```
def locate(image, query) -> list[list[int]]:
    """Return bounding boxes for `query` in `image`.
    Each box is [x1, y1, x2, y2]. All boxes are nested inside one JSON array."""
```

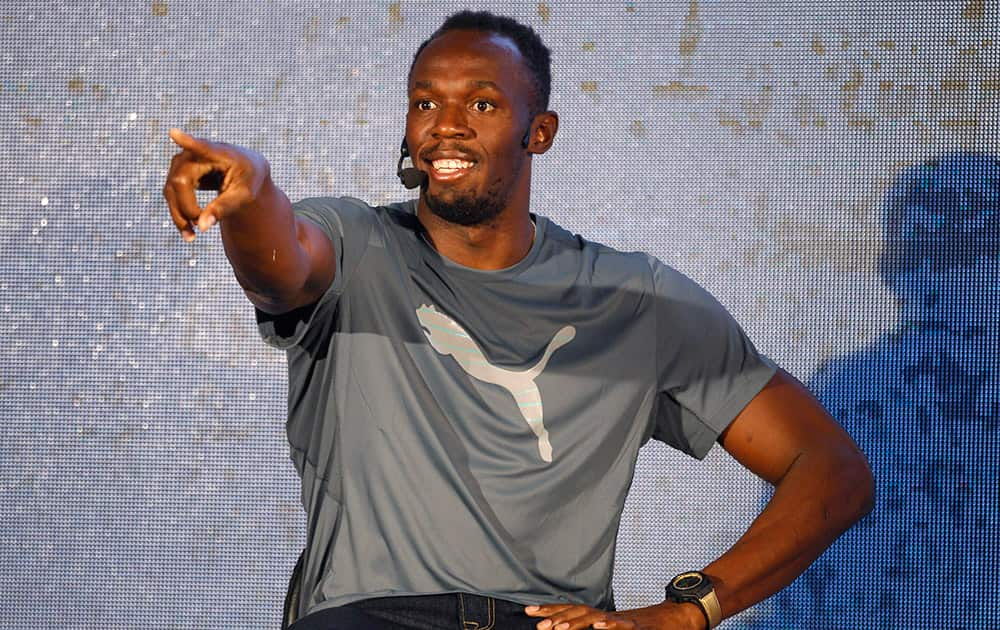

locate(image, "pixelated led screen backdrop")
[[2, 1, 997, 628]]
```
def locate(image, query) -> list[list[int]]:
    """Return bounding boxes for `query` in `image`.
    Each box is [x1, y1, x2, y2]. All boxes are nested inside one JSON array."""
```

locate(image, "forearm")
[[218, 178, 312, 302], [702, 449, 874, 620]]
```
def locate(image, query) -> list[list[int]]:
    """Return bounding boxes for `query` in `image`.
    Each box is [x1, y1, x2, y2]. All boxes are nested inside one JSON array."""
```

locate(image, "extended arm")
[[162, 128, 335, 314]]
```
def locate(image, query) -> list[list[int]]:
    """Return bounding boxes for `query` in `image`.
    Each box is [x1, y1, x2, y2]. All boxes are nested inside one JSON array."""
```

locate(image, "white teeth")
[[432, 159, 473, 171]]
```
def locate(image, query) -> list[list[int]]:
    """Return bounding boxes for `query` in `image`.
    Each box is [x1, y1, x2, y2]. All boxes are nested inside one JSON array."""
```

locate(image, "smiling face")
[[406, 29, 543, 226]]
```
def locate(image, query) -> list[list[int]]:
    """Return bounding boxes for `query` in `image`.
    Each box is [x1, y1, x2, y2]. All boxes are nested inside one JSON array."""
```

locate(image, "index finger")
[[524, 604, 574, 617], [168, 127, 222, 160]]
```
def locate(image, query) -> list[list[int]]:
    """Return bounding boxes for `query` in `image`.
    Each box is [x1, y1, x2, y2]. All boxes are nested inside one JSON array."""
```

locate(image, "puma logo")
[[416, 304, 576, 463]]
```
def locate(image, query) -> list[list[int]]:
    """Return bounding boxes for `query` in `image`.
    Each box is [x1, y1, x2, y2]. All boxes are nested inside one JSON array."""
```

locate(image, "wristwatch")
[[665, 571, 722, 629]]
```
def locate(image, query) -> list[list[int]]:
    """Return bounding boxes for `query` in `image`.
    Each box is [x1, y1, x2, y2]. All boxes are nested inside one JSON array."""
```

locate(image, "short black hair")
[[409, 10, 552, 113]]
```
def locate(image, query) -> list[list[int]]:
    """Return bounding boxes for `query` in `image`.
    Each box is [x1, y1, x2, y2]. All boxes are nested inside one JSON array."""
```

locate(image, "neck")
[[416, 169, 535, 270], [416, 203, 535, 270]]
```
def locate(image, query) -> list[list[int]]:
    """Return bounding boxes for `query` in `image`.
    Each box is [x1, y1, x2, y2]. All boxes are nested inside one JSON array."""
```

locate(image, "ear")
[[525, 111, 559, 155]]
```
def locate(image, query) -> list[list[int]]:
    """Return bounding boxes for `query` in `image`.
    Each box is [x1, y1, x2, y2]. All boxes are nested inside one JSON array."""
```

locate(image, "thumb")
[[196, 208, 217, 233], [199, 186, 248, 230]]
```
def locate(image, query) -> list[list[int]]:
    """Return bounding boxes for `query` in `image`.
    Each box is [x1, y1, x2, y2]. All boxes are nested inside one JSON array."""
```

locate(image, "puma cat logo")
[[416, 304, 576, 463]]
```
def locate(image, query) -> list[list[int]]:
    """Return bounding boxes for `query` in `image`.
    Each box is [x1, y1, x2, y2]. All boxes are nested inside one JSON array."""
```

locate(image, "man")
[[163, 11, 873, 630]]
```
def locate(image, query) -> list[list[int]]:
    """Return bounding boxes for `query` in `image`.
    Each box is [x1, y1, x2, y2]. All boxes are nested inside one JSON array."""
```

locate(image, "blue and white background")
[[2, 1, 997, 628]]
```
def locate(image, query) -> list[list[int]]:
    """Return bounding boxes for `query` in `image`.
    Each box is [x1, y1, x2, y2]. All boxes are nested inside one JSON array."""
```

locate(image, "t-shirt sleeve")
[[649, 260, 777, 459], [255, 196, 377, 349]]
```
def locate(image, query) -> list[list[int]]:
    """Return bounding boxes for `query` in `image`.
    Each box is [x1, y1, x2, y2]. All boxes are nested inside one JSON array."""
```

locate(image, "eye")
[[414, 99, 436, 111], [472, 100, 496, 113]]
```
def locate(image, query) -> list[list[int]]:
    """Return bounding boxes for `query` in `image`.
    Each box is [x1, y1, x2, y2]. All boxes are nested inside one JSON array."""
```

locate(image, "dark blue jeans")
[[288, 593, 542, 630]]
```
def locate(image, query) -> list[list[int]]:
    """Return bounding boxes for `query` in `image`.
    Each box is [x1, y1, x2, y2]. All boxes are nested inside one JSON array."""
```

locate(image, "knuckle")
[[168, 174, 191, 189]]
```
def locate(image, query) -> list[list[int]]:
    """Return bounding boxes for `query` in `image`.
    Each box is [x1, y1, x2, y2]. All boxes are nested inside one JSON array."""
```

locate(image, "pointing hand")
[[162, 128, 271, 242]]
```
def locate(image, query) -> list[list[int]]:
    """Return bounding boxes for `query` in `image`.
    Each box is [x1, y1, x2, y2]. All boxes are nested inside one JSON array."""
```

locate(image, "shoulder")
[[293, 194, 374, 215], [292, 195, 412, 220], [538, 216, 660, 290], [291, 196, 417, 237]]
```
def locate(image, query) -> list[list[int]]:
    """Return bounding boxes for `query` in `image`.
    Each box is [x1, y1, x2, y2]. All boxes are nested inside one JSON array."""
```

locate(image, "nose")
[[431, 104, 473, 140]]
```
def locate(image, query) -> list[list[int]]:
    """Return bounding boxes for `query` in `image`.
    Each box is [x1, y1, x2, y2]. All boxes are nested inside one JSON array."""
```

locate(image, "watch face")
[[673, 573, 704, 591]]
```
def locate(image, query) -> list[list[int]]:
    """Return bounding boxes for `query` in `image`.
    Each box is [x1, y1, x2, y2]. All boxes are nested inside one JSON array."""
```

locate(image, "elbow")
[[839, 449, 876, 526]]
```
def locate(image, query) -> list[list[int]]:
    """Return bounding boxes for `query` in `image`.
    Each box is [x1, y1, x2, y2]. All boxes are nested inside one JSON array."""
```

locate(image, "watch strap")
[[666, 571, 722, 629], [697, 587, 723, 629]]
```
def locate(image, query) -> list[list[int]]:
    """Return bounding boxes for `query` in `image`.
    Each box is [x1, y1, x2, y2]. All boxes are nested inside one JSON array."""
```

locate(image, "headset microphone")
[[397, 140, 428, 189]]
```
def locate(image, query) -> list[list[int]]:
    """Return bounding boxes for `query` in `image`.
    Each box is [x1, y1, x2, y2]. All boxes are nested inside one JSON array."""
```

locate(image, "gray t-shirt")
[[256, 196, 776, 618]]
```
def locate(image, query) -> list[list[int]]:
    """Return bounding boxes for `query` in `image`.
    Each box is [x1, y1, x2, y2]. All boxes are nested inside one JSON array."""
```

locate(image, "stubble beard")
[[423, 178, 508, 227], [422, 156, 524, 226]]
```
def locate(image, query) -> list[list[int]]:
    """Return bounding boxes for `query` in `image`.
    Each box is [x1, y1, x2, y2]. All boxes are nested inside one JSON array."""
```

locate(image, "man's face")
[[406, 29, 537, 226]]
